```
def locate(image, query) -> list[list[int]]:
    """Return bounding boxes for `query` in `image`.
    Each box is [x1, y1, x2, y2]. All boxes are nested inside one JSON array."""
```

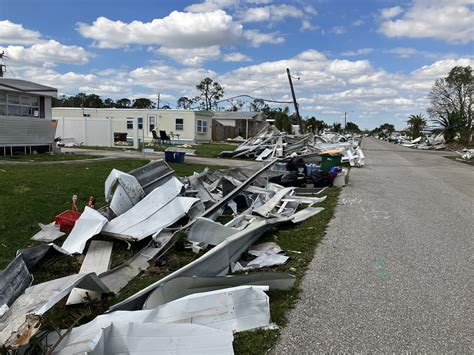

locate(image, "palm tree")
[[432, 111, 463, 143], [407, 114, 427, 139]]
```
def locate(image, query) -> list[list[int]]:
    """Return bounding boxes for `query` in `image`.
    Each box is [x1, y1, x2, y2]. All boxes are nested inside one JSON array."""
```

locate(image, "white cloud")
[[379, 0, 474, 44], [156, 46, 221, 66], [0, 20, 41, 45], [0, 40, 91, 67], [341, 48, 373, 57], [77, 11, 243, 49], [327, 59, 372, 76], [330, 26, 346, 35], [387, 47, 438, 59], [239, 4, 304, 23], [300, 20, 318, 32], [352, 19, 364, 26], [243, 29, 284, 47], [380, 6, 404, 19], [185, 0, 239, 12], [223, 52, 252, 62]]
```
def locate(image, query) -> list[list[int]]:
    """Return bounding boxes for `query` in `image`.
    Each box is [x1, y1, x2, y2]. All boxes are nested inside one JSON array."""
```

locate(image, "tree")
[[428, 65, 473, 144], [432, 111, 464, 143], [332, 123, 342, 133], [407, 114, 426, 139], [83, 94, 104, 108], [250, 98, 270, 113], [195, 77, 224, 110], [226, 99, 244, 112], [103, 98, 115, 108], [273, 107, 292, 133], [161, 104, 171, 109], [305, 117, 326, 134], [177, 96, 193, 109], [345, 121, 360, 133], [132, 98, 155, 109], [116, 98, 131, 108]]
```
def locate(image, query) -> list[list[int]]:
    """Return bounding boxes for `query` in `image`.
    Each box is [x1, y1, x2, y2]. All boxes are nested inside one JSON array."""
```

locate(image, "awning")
[[215, 119, 236, 127]]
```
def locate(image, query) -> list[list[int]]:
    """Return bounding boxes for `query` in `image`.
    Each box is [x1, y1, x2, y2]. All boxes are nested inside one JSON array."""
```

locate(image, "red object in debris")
[[55, 210, 82, 233]]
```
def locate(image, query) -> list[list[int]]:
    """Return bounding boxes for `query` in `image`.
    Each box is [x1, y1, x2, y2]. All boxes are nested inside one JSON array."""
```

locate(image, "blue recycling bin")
[[165, 151, 186, 163]]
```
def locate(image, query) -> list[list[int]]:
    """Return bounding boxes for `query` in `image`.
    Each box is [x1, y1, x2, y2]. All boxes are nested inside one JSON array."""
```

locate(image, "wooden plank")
[[66, 240, 113, 305]]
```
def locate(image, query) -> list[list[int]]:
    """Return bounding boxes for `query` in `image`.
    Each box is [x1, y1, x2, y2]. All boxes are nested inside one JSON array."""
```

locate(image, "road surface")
[[275, 138, 473, 353]]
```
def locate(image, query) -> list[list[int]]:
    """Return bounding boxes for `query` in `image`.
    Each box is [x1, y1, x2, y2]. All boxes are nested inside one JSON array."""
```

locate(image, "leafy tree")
[[432, 111, 464, 143], [132, 98, 155, 109], [250, 98, 270, 113], [103, 98, 115, 108], [371, 123, 395, 137], [427, 65, 473, 144], [305, 117, 326, 134], [83, 94, 104, 108], [332, 123, 342, 133], [407, 114, 426, 139], [195, 77, 224, 110], [161, 104, 171, 109], [272, 107, 292, 133], [226, 99, 244, 112], [177, 96, 194, 109], [345, 121, 360, 133], [115, 98, 131, 108]]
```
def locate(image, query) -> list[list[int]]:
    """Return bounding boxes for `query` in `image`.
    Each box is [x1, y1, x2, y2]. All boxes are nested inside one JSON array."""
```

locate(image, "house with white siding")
[[0, 78, 57, 155], [52, 107, 213, 146]]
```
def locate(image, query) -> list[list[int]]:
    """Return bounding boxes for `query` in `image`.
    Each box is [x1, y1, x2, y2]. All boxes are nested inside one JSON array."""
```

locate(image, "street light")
[[344, 110, 353, 134]]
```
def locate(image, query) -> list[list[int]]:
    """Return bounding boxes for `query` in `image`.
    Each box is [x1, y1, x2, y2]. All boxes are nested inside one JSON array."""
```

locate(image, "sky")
[[0, 0, 473, 130]]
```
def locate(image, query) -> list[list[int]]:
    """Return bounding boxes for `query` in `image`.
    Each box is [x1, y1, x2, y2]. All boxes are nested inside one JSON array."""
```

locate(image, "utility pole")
[[286, 68, 303, 134], [157, 93, 160, 109], [0, 51, 7, 78], [344, 111, 347, 134]]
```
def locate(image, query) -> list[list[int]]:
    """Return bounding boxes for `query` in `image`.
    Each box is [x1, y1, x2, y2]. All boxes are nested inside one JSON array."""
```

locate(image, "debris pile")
[[219, 125, 365, 168], [0, 158, 330, 353]]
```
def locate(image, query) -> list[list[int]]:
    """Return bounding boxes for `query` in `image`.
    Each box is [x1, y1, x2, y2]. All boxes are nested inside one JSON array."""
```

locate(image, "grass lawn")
[[0, 159, 225, 268], [78, 142, 238, 158], [0, 153, 102, 162], [444, 155, 474, 166]]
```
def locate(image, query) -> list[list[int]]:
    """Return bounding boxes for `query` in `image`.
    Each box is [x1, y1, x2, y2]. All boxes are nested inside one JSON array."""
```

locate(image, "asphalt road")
[[275, 138, 473, 353]]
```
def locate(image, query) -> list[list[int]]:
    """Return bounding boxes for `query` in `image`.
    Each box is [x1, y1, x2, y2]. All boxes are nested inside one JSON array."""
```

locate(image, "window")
[[83, 113, 91, 118], [138, 117, 143, 130], [127, 119, 133, 130], [3, 93, 39, 117], [196, 119, 208, 133], [149, 116, 156, 131], [175, 118, 184, 131]]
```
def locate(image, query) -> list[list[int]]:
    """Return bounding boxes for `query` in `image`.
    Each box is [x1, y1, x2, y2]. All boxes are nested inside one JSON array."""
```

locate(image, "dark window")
[[138, 117, 143, 129], [175, 118, 184, 131], [149, 116, 156, 131], [127, 119, 133, 129]]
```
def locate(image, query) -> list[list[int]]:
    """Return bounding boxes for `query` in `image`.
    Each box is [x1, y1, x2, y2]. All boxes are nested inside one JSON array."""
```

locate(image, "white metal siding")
[[0, 116, 56, 145]]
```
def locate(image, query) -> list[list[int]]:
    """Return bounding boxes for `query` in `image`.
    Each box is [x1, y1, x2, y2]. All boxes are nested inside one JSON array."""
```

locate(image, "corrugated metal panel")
[[0, 117, 56, 145]]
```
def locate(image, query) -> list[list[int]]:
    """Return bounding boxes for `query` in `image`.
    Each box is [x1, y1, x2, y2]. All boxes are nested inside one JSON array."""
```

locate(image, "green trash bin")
[[320, 154, 342, 173]]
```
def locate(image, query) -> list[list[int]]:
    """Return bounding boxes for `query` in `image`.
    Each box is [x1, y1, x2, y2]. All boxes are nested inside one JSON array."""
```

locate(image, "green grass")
[[444, 155, 474, 166], [0, 159, 224, 268], [0, 153, 102, 162]]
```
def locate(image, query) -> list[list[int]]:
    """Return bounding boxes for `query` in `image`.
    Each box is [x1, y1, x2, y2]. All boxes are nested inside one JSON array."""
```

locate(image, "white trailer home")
[[0, 78, 57, 155], [52, 108, 213, 147]]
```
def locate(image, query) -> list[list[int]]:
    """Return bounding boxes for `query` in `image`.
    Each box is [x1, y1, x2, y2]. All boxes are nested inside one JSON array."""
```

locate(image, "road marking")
[[373, 258, 390, 280]]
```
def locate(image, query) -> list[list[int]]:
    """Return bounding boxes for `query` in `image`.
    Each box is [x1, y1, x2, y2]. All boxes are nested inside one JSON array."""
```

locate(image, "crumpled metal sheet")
[[61, 207, 108, 254], [31, 222, 65, 242], [128, 159, 175, 195], [53, 322, 234, 355], [253, 187, 295, 218], [187, 217, 238, 246], [0, 257, 32, 312], [105, 169, 145, 216], [248, 242, 283, 256], [100, 232, 175, 294], [16, 243, 70, 269], [109, 216, 285, 312], [102, 177, 197, 241], [103, 195, 199, 241], [49, 286, 268, 353], [0, 273, 111, 349], [291, 206, 325, 223], [142, 272, 295, 310]]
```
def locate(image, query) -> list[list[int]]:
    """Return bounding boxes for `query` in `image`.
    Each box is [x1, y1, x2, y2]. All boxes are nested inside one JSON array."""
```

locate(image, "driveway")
[[275, 138, 473, 353]]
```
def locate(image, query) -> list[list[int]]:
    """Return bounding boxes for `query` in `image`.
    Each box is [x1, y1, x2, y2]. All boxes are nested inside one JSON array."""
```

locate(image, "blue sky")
[[1, 0, 473, 129]]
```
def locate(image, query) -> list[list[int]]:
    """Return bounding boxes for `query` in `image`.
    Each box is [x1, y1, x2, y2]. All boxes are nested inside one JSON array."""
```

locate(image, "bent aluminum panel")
[[187, 217, 238, 246]]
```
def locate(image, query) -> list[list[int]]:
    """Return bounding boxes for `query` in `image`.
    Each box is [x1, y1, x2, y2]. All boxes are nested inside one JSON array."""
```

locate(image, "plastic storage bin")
[[164, 151, 186, 163], [55, 210, 82, 232]]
